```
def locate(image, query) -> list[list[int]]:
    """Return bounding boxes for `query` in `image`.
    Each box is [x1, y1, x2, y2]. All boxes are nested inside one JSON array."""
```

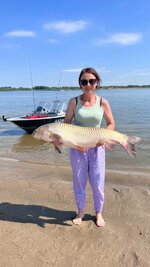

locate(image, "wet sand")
[[0, 158, 150, 267]]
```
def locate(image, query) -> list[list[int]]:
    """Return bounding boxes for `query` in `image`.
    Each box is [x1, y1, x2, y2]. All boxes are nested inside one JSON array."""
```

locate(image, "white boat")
[[2, 100, 66, 133]]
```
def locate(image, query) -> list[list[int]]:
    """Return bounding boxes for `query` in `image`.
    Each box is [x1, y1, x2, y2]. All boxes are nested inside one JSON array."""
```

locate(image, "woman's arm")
[[101, 98, 115, 130], [64, 98, 76, 123], [52, 98, 76, 146]]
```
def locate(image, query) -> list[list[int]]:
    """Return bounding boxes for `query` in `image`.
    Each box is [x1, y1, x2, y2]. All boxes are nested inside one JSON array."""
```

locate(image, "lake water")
[[0, 89, 150, 176]]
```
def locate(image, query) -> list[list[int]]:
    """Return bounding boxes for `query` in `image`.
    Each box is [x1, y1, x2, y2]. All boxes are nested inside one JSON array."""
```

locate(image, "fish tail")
[[122, 136, 141, 158]]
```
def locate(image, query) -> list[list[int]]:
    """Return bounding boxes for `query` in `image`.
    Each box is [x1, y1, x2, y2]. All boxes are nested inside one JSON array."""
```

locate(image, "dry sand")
[[0, 157, 150, 267]]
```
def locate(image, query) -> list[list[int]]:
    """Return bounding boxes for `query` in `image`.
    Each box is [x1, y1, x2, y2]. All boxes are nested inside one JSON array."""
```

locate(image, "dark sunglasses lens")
[[80, 79, 97, 86], [80, 79, 88, 86], [89, 79, 97, 85]]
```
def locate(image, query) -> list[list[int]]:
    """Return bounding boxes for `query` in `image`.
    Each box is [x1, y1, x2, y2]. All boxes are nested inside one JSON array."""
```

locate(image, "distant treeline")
[[0, 86, 78, 91], [0, 85, 150, 91]]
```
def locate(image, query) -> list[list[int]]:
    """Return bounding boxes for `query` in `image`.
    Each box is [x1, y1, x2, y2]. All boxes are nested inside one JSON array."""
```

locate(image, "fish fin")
[[51, 133, 63, 154], [104, 141, 116, 151], [122, 136, 141, 158], [54, 145, 62, 154], [121, 143, 136, 158], [128, 136, 141, 144]]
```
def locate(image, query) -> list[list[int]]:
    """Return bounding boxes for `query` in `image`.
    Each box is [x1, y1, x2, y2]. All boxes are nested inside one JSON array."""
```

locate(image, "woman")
[[56, 67, 115, 226]]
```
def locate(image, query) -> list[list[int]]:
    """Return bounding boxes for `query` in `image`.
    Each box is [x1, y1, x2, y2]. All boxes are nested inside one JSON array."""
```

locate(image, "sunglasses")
[[80, 79, 97, 86]]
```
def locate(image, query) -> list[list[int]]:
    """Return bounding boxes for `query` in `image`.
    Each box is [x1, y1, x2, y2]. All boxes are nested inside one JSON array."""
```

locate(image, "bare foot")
[[72, 210, 84, 225], [95, 212, 105, 227]]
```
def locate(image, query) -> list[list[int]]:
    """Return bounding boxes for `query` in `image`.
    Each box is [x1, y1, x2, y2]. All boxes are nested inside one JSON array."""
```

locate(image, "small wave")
[[106, 169, 150, 178], [0, 157, 19, 162]]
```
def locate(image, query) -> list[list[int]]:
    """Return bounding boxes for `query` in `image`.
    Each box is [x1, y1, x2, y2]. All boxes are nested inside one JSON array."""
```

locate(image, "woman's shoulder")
[[100, 97, 109, 105], [69, 95, 81, 104], [69, 96, 77, 103], [68, 96, 79, 108], [99, 97, 111, 109]]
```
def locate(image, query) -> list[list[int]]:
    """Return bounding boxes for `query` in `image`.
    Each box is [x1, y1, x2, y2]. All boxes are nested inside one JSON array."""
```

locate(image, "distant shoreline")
[[0, 85, 150, 91]]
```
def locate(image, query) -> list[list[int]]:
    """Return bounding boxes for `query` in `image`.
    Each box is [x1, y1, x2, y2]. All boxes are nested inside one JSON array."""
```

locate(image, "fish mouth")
[[33, 127, 52, 142]]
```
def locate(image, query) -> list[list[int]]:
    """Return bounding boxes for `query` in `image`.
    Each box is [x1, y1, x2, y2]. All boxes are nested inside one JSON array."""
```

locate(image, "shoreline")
[[0, 158, 150, 266], [1, 155, 150, 179], [0, 86, 150, 92]]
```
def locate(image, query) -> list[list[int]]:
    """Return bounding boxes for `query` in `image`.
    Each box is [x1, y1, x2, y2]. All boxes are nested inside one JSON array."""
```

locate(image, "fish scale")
[[33, 122, 141, 158]]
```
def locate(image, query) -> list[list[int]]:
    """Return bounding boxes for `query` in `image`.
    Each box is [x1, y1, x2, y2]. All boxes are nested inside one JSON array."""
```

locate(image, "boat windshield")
[[35, 101, 48, 113], [34, 100, 66, 114], [49, 100, 67, 114]]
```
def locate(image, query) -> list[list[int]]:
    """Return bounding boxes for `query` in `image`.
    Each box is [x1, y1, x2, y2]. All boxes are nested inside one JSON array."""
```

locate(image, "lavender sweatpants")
[[70, 146, 105, 212]]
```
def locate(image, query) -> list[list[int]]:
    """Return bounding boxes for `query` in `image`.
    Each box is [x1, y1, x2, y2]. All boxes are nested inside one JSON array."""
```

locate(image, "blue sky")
[[1, 0, 150, 87]]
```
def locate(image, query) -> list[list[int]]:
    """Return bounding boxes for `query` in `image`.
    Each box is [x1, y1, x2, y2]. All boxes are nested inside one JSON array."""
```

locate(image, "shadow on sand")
[[0, 202, 95, 227]]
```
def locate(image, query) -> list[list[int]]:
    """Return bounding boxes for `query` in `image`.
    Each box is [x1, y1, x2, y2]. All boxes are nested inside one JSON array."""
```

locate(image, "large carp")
[[33, 122, 141, 158]]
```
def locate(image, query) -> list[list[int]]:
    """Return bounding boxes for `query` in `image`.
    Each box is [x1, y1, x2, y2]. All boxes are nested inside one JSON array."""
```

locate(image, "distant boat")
[[2, 100, 66, 133]]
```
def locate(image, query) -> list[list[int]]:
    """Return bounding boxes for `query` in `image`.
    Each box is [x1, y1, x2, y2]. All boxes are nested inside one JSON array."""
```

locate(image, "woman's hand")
[[96, 141, 105, 147]]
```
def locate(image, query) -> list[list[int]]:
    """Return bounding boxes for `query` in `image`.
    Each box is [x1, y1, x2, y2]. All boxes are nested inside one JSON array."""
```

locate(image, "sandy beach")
[[0, 157, 150, 267]]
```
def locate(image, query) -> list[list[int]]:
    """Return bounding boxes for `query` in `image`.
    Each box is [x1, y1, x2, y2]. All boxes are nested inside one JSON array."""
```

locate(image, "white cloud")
[[63, 68, 82, 72], [94, 32, 142, 45], [134, 69, 150, 76], [4, 30, 36, 37], [43, 20, 88, 34], [47, 38, 60, 45], [63, 67, 113, 74], [119, 69, 150, 77]]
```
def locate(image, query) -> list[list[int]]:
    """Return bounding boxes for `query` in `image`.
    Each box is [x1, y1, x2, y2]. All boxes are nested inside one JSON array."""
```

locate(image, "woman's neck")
[[80, 93, 96, 107]]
